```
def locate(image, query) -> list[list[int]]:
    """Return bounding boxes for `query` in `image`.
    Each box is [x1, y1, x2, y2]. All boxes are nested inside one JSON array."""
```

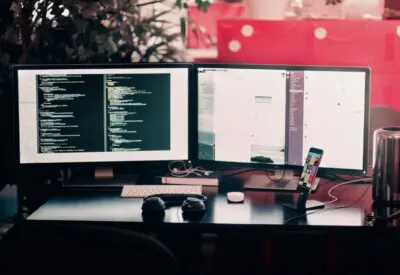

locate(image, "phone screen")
[[298, 148, 324, 190]]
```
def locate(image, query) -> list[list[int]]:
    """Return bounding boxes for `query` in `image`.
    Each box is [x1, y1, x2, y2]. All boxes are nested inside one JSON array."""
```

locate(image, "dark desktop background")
[[36, 74, 105, 153], [106, 73, 171, 152]]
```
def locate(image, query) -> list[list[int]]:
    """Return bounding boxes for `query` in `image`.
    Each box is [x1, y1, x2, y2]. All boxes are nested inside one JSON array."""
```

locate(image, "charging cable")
[[323, 177, 372, 205], [285, 179, 372, 224], [168, 161, 212, 178]]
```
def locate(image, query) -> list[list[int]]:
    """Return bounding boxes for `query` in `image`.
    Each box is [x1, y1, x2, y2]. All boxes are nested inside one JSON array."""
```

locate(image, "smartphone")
[[298, 147, 324, 191]]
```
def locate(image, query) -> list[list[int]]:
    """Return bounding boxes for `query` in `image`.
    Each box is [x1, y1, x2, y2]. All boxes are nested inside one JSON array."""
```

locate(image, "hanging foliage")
[[0, 0, 210, 96]]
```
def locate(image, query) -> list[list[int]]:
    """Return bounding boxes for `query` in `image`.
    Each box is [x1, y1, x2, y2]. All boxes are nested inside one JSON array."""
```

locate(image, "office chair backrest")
[[0, 221, 178, 275]]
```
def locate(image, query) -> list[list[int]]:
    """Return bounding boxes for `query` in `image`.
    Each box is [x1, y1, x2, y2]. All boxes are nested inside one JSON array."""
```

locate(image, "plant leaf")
[[180, 16, 186, 40]]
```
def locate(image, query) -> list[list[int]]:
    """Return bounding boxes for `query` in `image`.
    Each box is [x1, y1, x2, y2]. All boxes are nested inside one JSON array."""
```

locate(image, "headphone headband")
[[144, 194, 207, 206]]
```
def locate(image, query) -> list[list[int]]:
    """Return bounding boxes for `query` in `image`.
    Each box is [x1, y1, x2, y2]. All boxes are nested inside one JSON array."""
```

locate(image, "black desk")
[[27, 185, 400, 275], [27, 188, 365, 232]]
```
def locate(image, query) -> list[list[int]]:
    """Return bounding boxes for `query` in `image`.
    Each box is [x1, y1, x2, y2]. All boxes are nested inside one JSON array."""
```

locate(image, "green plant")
[[326, 0, 342, 4], [0, 0, 210, 96]]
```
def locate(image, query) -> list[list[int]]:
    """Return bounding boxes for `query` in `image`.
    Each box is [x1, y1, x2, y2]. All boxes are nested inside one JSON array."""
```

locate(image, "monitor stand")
[[283, 191, 325, 213], [244, 170, 298, 192], [64, 167, 139, 188], [95, 167, 114, 180]]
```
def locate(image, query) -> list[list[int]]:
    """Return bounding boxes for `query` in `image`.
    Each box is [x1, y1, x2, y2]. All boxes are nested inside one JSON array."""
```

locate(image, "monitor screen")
[[197, 65, 369, 173], [16, 65, 189, 164]]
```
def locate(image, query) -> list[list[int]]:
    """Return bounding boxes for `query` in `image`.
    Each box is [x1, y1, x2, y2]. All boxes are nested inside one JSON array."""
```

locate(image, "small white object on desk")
[[227, 192, 245, 203]]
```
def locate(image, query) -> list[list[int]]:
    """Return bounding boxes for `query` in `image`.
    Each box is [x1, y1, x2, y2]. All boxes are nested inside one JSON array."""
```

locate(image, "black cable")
[[221, 168, 368, 185], [221, 167, 291, 179], [325, 173, 345, 182], [320, 173, 371, 184], [367, 207, 400, 225], [284, 184, 371, 224], [221, 168, 265, 178], [323, 173, 350, 182], [264, 169, 286, 183], [214, 166, 254, 171]]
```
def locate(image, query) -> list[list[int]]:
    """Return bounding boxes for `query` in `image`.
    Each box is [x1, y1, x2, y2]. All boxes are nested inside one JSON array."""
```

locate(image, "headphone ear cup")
[[142, 197, 166, 223], [182, 197, 206, 221], [142, 197, 166, 212]]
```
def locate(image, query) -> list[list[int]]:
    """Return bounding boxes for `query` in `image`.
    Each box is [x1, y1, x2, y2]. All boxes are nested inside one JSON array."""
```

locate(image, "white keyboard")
[[121, 185, 202, 198]]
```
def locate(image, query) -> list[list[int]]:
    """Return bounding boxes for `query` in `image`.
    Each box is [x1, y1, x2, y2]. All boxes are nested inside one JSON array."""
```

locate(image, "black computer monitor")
[[14, 64, 191, 165], [196, 64, 370, 175]]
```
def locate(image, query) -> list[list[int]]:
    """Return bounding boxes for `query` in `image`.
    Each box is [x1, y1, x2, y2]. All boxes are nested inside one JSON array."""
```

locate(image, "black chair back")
[[0, 222, 178, 275]]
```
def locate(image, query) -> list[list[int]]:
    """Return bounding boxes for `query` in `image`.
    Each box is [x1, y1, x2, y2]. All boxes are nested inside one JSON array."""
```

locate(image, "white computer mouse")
[[227, 192, 245, 203]]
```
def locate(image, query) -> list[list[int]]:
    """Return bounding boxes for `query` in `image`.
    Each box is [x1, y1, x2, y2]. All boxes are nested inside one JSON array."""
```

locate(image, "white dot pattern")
[[228, 40, 241, 52], [314, 27, 327, 40], [241, 24, 254, 37]]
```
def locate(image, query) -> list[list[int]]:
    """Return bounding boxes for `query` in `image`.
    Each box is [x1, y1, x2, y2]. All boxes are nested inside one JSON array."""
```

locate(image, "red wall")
[[216, 19, 400, 164]]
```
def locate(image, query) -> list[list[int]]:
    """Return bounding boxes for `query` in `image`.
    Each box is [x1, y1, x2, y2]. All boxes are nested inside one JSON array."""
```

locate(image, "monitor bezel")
[[13, 63, 195, 168], [193, 63, 371, 176]]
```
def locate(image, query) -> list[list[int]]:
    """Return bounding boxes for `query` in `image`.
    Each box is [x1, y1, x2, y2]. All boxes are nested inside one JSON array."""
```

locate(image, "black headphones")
[[141, 194, 207, 221]]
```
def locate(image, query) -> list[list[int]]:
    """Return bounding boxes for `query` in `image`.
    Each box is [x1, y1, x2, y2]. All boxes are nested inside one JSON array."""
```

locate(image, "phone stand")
[[283, 191, 325, 213]]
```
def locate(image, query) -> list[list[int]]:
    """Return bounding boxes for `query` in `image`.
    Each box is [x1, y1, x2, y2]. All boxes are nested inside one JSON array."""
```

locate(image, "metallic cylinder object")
[[373, 127, 400, 206]]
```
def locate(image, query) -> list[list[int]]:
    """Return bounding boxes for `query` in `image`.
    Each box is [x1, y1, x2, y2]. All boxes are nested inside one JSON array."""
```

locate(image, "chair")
[[0, 221, 178, 275]]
